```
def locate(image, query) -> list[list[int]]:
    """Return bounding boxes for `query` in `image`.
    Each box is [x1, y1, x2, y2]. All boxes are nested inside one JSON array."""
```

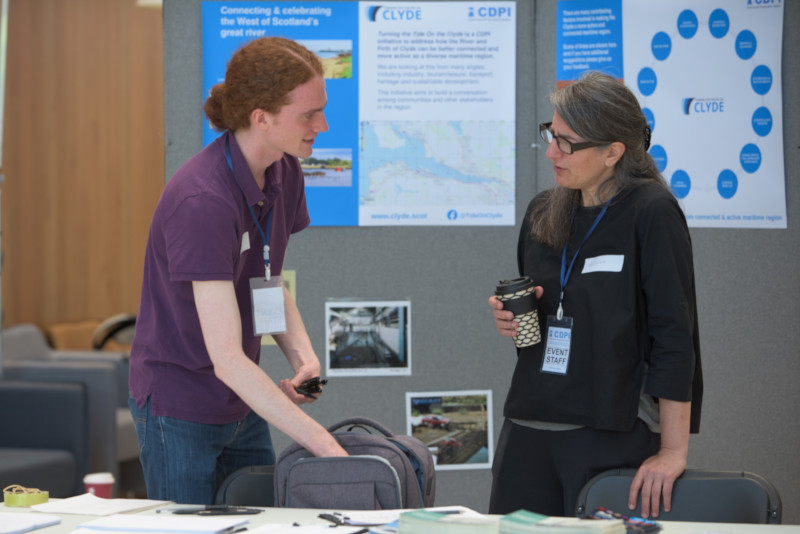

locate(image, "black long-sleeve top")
[[504, 183, 703, 433]]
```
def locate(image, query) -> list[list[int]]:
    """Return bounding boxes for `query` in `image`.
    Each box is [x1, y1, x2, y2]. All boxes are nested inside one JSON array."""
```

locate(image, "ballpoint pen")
[[169, 504, 263, 515]]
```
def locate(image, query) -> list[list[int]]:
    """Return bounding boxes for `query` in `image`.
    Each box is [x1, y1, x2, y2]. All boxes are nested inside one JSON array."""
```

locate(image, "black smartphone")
[[295, 376, 328, 398]]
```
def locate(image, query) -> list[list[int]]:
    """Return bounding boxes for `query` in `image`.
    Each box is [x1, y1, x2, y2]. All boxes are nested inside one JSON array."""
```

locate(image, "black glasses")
[[539, 122, 607, 154]]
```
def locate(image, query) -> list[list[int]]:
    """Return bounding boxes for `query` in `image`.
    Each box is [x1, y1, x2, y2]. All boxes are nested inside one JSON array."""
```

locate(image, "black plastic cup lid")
[[496, 276, 534, 294]]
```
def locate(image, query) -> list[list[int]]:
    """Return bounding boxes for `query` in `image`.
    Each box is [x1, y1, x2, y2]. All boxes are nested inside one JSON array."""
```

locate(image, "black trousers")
[[489, 418, 660, 516]]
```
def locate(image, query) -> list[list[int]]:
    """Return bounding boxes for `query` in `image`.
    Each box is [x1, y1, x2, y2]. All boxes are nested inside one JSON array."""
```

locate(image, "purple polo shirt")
[[130, 131, 310, 423]]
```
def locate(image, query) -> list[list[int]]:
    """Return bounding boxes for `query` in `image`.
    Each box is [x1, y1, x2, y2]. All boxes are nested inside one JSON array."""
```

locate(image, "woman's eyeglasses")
[[539, 122, 607, 154]]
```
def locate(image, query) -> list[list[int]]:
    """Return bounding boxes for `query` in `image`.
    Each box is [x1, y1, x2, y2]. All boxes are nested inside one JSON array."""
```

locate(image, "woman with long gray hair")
[[488, 71, 703, 518]]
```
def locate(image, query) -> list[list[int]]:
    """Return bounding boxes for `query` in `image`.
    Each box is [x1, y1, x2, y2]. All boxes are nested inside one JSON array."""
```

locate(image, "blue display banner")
[[203, 1, 517, 227], [556, 0, 623, 84], [202, 1, 359, 226]]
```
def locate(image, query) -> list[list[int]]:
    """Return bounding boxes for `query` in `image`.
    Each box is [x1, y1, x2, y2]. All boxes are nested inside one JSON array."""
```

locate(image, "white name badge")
[[541, 316, 573, 375], [250, 276, 287, 335], [582, 254, 624, 273]]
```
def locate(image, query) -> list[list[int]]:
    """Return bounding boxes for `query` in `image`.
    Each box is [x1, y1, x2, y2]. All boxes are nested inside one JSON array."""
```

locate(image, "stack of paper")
[[72, 514, 248, 534], [31, 493, 169, 516], [0, 513, 60, 534], [500, 511, 625, 534], [397, 509, 499, 534]]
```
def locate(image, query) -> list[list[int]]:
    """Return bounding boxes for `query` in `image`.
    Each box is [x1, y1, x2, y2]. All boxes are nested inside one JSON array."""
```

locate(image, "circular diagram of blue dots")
[[735, 30, 757, 60], [677, 10, 698, 39], [651, 32, 671, 60], [717, 169, 738, 199], [637, 67, 657, 96], [708, 9, 729, 39], [740, 143, 761, 174], [649, 145, 667, 173], [671, 170, 691, 199], [752, 106, 772, 137], [636, 6, 775, 203]]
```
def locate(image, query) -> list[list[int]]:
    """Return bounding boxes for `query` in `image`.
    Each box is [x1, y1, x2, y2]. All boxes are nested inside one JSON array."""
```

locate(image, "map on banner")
[[202, 1, 517, 227], [359, 120, 514, 223]]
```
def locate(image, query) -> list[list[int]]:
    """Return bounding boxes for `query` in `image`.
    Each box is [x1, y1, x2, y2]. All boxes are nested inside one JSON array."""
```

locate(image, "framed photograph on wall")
[[325, 300, 411, 377], [406, 390, 494, 470]]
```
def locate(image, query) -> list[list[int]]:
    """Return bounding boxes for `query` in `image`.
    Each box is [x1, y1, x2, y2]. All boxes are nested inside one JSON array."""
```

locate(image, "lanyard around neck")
[[225, 136, 273, 280], [557, 194, 615, 319]]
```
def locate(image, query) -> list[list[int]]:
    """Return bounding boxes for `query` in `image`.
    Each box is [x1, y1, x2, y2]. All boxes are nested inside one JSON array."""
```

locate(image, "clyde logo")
[[367, 6, 422, 21], [683, 97, 726, 115]]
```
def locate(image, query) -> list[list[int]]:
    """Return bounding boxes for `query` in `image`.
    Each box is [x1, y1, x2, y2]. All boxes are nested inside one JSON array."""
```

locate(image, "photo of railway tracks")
[[326, 300, 411, 376]]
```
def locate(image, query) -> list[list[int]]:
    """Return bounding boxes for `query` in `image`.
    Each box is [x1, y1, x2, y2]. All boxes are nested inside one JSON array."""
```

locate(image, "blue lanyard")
[[226, 136, 273, 280], [557, 194, 615, 319]]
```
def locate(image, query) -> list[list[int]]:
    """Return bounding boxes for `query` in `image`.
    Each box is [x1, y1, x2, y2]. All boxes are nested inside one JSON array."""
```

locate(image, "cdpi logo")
[[468, 6, 512, 18]]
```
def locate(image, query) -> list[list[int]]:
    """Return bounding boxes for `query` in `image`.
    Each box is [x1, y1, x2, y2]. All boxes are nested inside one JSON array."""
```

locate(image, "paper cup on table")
[[83, 472, 115, 498]]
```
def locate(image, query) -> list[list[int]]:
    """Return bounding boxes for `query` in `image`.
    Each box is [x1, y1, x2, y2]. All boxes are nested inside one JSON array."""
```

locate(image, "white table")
[[2, 502, 799, 534]]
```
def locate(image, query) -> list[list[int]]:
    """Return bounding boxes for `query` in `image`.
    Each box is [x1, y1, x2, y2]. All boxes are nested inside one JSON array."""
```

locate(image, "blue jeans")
[[129, 396, 275, 504]]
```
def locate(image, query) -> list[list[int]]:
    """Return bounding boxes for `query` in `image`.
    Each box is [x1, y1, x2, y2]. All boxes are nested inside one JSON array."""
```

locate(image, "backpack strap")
[[326, 417, 394, 437]]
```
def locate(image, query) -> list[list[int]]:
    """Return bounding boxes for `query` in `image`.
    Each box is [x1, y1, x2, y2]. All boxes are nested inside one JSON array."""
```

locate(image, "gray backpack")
[[274, 416, 436, 510]]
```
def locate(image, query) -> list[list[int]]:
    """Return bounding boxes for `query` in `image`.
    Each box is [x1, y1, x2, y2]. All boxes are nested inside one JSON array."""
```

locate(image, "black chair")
[[0, 380, 89, 496], [2, 323, 136, 492], [575, 468, 781, 524], [214, 465, 275, 507]]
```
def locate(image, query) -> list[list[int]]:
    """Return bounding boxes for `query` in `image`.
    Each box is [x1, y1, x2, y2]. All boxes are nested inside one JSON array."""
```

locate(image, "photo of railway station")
[[325, 301, 411, 376], [407, 391, 493, 470]]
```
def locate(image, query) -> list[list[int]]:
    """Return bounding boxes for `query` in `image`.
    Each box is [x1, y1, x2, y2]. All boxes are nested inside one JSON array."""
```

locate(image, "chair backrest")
[[92, 313, 137, 350], [1, 324, 53, 361], [575, 468, 781, 524], [0, 379, 90, 496], [215, 465, 275, 507]]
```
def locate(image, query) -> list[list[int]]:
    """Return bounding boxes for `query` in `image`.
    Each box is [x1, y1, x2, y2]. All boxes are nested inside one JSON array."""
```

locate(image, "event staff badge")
[[541, 315, 572, 375], [250, 274, 287, 336]]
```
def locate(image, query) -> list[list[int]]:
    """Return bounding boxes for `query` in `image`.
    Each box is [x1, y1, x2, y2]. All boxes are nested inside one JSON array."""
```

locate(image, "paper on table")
[[31, 493, 170, 515], [72, 514, 248, 534], [247, 525, 366, 534], [0, 512, 61, 534], [327, 505, 485, 526]]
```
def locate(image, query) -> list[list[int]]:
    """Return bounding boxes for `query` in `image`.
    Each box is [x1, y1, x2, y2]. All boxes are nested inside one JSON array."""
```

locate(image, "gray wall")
[[163, 0, 800, 522]]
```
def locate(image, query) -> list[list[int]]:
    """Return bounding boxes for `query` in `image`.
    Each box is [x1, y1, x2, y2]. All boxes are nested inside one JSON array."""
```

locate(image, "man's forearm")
[[273, 287, 320, 373]]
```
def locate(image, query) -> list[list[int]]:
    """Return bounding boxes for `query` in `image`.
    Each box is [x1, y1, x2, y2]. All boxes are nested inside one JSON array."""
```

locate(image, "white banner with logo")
[[556, 0, 786, 229]]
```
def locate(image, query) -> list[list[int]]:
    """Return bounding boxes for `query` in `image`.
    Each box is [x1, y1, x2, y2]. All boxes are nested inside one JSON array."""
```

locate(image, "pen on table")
[[156, 506, 203, 514], [157, 505, 262, 515], [318, 512, 344, 525]]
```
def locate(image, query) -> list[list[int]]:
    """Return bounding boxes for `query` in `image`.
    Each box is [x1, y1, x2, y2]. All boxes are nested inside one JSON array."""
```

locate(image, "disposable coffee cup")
[[495, 277, 542, 348], [83, 472, 115, 498]]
